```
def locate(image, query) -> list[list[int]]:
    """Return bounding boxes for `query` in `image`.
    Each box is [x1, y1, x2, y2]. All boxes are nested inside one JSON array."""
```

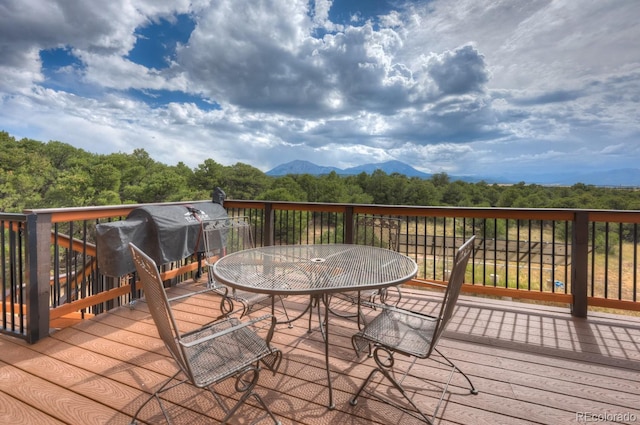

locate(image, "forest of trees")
[[2, 131, 640, 213]]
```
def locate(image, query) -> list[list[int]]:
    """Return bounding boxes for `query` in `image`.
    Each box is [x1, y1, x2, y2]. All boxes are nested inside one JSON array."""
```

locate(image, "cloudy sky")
[[1, 0, 639, 181]]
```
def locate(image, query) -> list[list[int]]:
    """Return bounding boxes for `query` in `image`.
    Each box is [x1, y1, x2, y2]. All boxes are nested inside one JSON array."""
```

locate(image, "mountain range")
[[266, 160, 430, 178], [266, 160, 640, 187]]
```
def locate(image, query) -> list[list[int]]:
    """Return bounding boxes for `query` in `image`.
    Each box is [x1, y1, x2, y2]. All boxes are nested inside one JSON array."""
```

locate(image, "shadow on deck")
[[1, 279, 639, 425]]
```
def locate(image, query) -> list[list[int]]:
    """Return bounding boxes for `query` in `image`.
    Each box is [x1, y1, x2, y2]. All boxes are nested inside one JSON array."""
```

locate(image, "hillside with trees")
[[2, 131, 640, 213]]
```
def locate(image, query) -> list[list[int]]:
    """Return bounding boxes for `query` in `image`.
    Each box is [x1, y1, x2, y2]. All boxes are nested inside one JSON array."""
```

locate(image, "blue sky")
[[1, 0, 639, 183]]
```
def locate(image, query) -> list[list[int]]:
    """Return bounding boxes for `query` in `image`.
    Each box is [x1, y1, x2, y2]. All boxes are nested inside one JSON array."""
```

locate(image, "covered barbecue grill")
[[96, 198, 227, 277]]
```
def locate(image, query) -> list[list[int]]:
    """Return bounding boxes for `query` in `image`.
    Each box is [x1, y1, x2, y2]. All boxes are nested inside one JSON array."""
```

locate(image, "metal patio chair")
[[352, 216, 403, 305], [129, 243, 283, 425], [202, 217, 291, 323], [350, 235, 478, 424], [330, 216, 404, 323]]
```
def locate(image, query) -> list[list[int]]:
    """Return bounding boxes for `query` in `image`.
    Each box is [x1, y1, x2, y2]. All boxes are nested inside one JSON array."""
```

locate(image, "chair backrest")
[[429, 235, 476, 355], [202, 217, 255, 288], [354, 216, 401, 251], [129, 243, 192, 378], [202, 216, 255, 258]]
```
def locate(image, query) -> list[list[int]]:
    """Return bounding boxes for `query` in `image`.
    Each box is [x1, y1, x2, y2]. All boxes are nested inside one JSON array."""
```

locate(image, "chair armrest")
[[179, 314, 274, 349], [361, 301, 437, 321]]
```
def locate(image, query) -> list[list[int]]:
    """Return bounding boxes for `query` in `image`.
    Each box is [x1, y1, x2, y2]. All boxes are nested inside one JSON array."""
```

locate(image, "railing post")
[[571, 211, 589, 317], [263, 202, 275, 246], [344, 206, 354, 244], [25, 212, 52, 343]]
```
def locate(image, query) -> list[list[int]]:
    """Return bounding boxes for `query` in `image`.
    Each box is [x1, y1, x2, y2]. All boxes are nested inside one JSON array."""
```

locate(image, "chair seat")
[[181, 317, 277, 388], [354, 306, 436, 358]]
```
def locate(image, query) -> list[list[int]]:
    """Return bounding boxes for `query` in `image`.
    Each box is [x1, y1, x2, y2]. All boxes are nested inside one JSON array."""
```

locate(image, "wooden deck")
[[2, 280, 640, 425]]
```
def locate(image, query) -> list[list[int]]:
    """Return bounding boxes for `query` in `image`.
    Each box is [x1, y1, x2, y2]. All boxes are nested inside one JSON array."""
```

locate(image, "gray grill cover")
[[96, 201, 227, 277]]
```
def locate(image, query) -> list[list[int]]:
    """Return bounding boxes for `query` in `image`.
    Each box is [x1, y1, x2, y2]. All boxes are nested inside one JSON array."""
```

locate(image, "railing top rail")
[[588, 210, 640, 224], [225, 200, 640, 222], [16, 199, 640, 224], [0, 212, 28, 221], [25, 200, 211, 223]]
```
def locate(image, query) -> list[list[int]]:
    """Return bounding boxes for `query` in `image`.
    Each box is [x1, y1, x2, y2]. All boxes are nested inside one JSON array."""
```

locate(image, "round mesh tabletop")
[[212, 244, 418, 295]]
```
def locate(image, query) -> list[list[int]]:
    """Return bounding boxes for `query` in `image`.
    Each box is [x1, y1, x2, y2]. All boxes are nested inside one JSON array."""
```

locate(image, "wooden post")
[[263, 202, 274, 246], [344, 206, 354, 244], [26, 213, 52, 343], [571, 211, 589, 317]]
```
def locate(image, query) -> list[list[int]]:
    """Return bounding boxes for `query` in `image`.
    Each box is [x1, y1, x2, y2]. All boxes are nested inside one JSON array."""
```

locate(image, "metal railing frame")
[[2, 201, 639, 343], [225, 201, 640, 317]]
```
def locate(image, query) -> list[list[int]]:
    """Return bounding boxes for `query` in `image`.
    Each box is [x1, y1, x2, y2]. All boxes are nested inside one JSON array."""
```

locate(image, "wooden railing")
[[224, 201, 640, 317], [2, 201, 639, 343]]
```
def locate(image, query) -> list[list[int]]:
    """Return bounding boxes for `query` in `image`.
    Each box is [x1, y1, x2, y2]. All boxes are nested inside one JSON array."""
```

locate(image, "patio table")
[[212, 243, 418, 409]]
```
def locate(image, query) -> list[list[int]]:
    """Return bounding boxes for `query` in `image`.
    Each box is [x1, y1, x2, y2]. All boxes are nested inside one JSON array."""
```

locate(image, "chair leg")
[[377, 286, 403, 306], [250, 392, 282, 425], [378, 360, 436, 425], [219, 296, 234, 317], [260, 350, 283, 375], [130, 371, 183, 425], [352, 368, 435, 424], [351, 334, 371, 357], [350, 347, 435, 424], [215, 365, 281, 425], [393, 286, 403, 306], [351, 345, 479, 425], [235, 298, 251, 318], [434, 347, 478, 395], [350, 366, 381, 405]]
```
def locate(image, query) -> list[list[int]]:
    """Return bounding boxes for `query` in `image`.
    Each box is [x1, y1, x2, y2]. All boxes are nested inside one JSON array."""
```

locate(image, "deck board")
[[0, 390, 67, 425], [2, 282, 640, 425]]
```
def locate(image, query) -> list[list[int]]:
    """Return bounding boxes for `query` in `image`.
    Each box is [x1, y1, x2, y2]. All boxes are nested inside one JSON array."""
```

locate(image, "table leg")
[[322, 293, 335, 409], [275, 293, 334, 409], [307, 295, 315, 333], [275, 298, 313, 327], [316, 296, 328, 341]]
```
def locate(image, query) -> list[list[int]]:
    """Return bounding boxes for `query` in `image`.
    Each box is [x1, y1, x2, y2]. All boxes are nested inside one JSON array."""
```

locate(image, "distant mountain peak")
[[343, 160, 429, 177], [266, 160, 341, 176], [266, 160, 429, 178], [265, 160, 640, 186]]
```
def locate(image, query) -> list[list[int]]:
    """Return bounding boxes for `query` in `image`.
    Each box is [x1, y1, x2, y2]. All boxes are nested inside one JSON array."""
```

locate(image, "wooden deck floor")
[[2, 280, 640, 425]]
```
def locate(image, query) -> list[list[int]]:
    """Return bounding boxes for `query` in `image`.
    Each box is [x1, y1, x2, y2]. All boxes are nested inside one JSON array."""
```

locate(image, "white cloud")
[[0, 0, 639, 182]]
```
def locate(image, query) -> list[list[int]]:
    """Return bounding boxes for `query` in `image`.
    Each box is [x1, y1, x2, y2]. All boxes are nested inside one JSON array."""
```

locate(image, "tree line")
[[2, 131, 640, 213]]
